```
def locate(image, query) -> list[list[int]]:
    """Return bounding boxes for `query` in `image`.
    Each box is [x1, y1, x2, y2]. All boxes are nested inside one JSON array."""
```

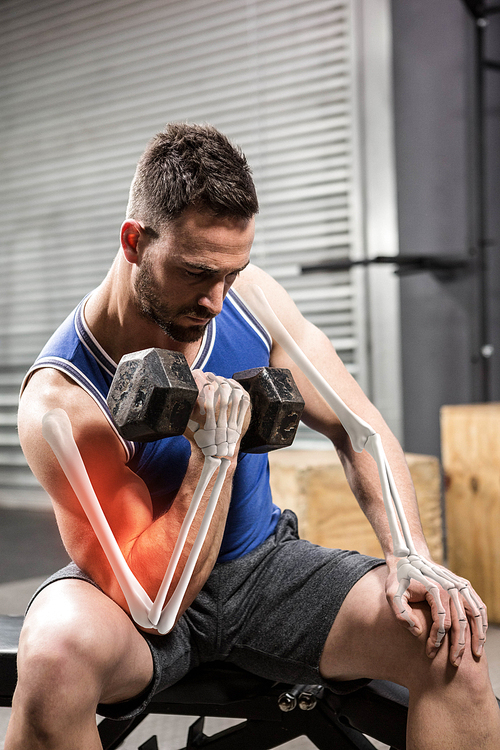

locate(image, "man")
[[7, 123, 500, 749]]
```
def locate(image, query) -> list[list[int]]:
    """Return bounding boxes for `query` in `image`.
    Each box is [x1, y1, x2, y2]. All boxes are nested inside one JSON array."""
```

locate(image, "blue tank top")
[[23, 288, 282, 561]]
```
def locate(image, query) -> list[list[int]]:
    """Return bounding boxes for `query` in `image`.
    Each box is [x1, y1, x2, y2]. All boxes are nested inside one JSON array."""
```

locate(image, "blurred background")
[[1, 0, 500, 510], [1, 1, 500, 746], [0, 0, 499, 580]]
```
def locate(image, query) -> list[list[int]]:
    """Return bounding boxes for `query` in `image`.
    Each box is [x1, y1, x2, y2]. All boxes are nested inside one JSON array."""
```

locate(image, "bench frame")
[[0, 614, 410, 750], [95, 661, 410, 750]]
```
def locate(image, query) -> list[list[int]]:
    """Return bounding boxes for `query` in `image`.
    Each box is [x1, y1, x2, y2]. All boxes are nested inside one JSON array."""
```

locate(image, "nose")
[[197, 280, 226, 317]]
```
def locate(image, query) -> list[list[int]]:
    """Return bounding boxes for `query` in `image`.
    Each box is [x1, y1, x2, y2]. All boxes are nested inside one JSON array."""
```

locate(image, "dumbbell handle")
[[108, 349, 303, 452]]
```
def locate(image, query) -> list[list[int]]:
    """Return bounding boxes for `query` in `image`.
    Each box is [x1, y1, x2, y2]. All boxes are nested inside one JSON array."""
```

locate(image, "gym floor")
[[0, 508, 499, 750]]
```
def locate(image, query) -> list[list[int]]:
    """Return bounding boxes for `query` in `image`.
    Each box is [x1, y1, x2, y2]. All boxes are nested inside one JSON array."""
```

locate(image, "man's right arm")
[[18, 367, 239, 631]]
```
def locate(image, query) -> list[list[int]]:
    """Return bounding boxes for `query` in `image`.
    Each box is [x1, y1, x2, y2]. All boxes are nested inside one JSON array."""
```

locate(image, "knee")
[[13, 613, 103, 733], [449, 651, 493, 700], [412, 638, 493, 704]]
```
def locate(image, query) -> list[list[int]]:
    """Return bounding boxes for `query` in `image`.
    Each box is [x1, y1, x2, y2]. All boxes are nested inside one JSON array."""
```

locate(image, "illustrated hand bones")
[[42, 284, 486, 652], [42, 373, 249, 634], [241, 285, 487, 654]]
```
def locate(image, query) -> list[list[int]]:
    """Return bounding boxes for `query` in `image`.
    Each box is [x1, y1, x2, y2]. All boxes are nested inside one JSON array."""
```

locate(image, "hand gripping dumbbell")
[[106, 348, 305, 453]]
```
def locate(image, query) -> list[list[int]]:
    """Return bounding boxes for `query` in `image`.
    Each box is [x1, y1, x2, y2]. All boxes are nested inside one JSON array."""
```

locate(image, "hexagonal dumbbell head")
[[107, 348, 199, 442], [232, 367, 305, 453]]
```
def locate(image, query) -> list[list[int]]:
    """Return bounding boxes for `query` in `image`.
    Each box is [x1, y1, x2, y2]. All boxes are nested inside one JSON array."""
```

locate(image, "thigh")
[[319, 565, 436, 688], [19, 578, 154, 705], [215, 510, 384, 687]]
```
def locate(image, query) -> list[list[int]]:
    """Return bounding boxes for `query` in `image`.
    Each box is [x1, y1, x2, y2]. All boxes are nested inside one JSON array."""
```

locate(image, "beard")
[[133, 257, 212, 343]]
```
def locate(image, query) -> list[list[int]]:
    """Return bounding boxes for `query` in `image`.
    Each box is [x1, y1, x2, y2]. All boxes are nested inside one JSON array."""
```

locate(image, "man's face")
[[133, 208, 254, 343]]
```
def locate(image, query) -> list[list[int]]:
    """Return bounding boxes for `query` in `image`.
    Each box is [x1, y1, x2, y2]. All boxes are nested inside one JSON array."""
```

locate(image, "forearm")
[[126, 448, 236, 613], [335, 425, 430, 561], [241, 276, 429, 561]]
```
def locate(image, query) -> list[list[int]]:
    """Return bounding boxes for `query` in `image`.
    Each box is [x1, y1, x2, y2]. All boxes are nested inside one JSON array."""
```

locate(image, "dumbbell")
[[106, 348, 305, 453]]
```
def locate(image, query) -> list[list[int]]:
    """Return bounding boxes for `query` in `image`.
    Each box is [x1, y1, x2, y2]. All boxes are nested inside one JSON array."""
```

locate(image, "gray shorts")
[[28, 509, 384, 720]]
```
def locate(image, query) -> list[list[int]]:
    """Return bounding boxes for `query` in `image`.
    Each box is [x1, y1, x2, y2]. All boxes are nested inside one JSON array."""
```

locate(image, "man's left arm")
[[235, 265, 485, 665]]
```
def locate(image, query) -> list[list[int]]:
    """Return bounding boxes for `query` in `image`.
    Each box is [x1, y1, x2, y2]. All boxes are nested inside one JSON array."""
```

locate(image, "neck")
[[84, 257, 204, 366]]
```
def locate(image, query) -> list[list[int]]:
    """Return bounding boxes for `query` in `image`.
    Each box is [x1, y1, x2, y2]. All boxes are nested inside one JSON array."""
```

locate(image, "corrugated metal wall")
[[0, 0, 367, 504]]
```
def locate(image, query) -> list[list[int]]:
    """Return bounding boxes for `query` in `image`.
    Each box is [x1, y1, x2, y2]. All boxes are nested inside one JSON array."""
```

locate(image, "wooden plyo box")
[[441, 403, 500, 623], [268, 449, 443, 563]]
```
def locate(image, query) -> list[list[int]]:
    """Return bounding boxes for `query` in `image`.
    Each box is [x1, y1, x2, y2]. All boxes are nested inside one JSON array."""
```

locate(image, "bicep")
[[18, 370, 154, 595]]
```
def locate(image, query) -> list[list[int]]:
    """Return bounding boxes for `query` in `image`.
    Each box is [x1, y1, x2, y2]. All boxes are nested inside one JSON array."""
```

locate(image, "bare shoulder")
[[235, 263, 304, 326], [236, 263, 286, 295], [19, 367, 127, 498], [20, 366, 89, 421], [20, 367, 116, 450]]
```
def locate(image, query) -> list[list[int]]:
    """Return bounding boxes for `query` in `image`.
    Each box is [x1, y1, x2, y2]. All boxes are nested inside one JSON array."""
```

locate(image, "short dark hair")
[[126, 123, 259, 231]]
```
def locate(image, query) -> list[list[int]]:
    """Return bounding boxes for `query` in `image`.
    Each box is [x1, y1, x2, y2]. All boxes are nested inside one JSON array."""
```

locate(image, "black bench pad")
[[0, 615, 23, 706]]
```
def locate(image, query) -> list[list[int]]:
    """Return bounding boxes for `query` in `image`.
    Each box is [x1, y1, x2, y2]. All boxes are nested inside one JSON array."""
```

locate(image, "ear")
[[120, 220, 146, 264]]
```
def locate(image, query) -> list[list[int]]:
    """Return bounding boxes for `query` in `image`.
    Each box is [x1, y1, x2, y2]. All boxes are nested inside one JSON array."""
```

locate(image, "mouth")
[[183, 315, 212, 326]]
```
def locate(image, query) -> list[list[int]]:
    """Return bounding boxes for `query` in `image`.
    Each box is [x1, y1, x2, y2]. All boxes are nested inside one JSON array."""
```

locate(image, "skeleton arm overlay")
[[42, 285, 485, 648], [42, 375, 249, 634], [242, 285, 486, 650]]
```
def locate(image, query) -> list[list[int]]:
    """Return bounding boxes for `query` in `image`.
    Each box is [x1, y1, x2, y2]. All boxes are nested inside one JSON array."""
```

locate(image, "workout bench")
[[4, 613, 500, 750], [0, 613, 412, 749]]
